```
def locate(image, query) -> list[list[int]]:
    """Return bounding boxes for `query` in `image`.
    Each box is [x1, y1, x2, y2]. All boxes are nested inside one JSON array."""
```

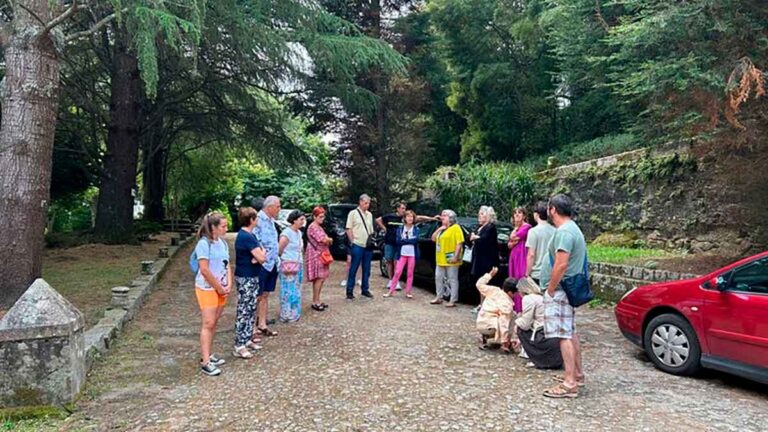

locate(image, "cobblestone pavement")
[[62, 242, 768, 431]]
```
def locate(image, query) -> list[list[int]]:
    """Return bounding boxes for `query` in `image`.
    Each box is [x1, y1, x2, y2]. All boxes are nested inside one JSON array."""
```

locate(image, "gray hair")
[[359, 194, 371, 203], [442, 209, 457, 225], [478, 206, 497, 224], [263, 195, 280, 209]]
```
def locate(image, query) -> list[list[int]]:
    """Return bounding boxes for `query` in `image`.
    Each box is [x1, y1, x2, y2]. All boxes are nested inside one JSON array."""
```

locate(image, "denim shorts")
[[384, 244, 397, 261]]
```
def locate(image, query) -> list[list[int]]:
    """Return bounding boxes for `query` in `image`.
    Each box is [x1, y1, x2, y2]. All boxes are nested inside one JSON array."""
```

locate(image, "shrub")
[[426, 162, 536, 220]]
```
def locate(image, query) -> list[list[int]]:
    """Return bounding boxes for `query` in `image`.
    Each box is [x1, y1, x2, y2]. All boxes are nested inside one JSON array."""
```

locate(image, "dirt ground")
[[35, 239, 767, 432], [39, 233, 174, 327]]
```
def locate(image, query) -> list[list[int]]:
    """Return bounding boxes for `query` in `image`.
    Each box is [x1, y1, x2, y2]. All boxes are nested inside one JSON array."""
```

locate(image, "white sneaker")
[[395, 282, 402, 291], [340, 280, 347, 287], [356, 279, 362, 286], [518, 348, 529, 359]]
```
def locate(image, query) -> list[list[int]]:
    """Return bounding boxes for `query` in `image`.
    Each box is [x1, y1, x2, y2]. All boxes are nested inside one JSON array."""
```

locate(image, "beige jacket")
[[475, 273, 514, 344]]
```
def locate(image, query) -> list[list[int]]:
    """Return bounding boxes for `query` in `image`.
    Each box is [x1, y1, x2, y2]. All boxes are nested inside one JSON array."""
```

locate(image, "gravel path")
[[61, 240, 768, 431]]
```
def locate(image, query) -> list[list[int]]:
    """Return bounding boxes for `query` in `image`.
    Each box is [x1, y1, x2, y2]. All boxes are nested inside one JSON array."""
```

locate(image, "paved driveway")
[[60, 247, 768, 431]]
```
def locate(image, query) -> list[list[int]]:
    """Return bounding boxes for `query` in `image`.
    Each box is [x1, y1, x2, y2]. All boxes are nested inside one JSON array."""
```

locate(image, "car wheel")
[[379, 257, 389, 278], [643, 313, 701, 376]]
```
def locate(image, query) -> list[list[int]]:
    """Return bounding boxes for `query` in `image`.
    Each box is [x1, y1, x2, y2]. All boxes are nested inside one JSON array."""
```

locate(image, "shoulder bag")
[[308, 225, 334, 266], [357, 209, 377, 251], [549, 253, 594, 307]]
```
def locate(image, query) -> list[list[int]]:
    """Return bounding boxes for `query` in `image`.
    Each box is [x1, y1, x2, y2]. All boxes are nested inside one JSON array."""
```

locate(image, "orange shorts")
[[195, 287, 227, 309]]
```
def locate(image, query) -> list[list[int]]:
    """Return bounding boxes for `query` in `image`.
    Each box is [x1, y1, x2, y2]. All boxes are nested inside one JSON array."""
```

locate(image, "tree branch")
[[43, 0, 78, 34], [16, 2, 46, 26], [65, 8, 124, 43], [594, 0, 610, 31]]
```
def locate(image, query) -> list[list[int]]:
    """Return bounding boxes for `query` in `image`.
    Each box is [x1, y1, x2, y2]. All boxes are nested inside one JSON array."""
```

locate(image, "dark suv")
[[380, 217, 512, 303], [307, 203, 383, 260]]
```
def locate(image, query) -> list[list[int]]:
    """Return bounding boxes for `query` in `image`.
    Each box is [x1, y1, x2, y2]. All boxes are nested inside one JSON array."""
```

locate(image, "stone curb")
[[83, 234, 195, 370], [589, 262, 701, 303]]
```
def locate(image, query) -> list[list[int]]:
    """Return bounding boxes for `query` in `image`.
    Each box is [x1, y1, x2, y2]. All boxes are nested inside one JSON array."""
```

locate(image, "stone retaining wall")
[[589, 262, 701, 302], [84, 236, 194, 368]]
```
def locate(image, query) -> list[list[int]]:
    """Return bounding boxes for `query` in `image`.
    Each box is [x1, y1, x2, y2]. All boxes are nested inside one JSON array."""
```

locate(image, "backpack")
[[189, 239, 211, 274]]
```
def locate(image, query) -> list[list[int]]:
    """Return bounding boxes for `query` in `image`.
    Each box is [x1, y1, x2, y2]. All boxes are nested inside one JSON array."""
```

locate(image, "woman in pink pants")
[[384, 210, 420, 299]]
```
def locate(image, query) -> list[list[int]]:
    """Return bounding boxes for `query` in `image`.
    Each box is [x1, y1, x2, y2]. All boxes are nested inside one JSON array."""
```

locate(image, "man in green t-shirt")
[[540, 194, 587, 399], [429, 209, 464, 307]]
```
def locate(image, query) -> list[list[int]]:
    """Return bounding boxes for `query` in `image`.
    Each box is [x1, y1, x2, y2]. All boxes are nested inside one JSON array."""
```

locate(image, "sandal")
[[250, 335, 262, 344], [429, 298, 443, 305], [383, 292, 393, 298], [320, 303, 329, 309], [543, 382, 579, 399], [405, 294, 413, 299], [233, 346, 253, 359], [257, 327, 278, 337], [311, 304, 324, 311], [552, 375, 586, 387], [245, 340, 262, 351]]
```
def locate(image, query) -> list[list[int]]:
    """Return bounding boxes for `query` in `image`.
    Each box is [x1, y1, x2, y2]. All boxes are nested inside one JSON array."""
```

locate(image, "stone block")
[[158, 247, 169, 258], [111, 286, 130, 309], [141, 261, 154, 275], [0, 279, 86, 407]]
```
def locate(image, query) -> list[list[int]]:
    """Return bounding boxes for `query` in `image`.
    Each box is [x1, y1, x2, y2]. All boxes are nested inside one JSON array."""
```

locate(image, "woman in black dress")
[[470, 206, 499, 312]]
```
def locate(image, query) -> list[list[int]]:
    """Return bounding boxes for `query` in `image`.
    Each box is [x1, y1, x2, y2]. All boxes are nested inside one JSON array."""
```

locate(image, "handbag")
[[307, 225, 334, 266], [357, 209, 377, 250], [320, 250, 334, 266], [280, 260, 301, 275], [549, 254, 594, 307]]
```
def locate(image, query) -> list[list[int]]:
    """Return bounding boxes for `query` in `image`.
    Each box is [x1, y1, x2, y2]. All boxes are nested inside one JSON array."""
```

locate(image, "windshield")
[[277, 209, 294, 221], [329, 205, 355, 221]]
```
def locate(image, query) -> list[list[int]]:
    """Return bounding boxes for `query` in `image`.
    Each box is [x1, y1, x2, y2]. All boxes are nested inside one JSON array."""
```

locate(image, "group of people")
[[192, 196, 334, 377], [191, 191, 587, 399], [471, 195, 587, 399], [374, 193, 587, 398]]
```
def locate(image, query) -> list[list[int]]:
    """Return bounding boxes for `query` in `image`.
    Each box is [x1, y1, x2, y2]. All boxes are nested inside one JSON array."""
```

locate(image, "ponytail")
[[197, 211, 225, 242]]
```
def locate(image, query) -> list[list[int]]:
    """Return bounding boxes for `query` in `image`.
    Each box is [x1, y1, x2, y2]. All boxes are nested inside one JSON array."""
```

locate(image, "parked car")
[[384, 217, 512, 303], [306, 203, 383, 260], [615, 251, 768, 384], [275, 208, 305, 231]]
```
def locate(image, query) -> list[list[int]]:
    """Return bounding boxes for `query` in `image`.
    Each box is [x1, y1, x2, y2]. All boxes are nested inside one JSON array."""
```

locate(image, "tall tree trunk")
[[368, 0, 390, 208], [0, 2, 62, 308], [94, 29, 142, 243], [142, 131, 168, 222]]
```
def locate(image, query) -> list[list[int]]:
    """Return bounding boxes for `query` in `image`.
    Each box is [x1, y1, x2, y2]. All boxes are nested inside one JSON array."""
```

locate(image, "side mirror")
[[714, 276, 728, 292]]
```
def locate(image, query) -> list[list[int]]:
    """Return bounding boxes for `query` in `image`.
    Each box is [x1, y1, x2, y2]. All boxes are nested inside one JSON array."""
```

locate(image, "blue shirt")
[[255, 210, 279, 271], [194, 238, 230, 291], [235, 228, 262, 278]]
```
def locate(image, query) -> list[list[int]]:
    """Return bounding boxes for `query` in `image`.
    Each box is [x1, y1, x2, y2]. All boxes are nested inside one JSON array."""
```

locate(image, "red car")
[[615, 251, 768, 384]]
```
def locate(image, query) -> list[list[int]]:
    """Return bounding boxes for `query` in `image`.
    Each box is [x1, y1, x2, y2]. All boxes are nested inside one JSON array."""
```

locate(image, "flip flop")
[[552, 375, 586, 387]]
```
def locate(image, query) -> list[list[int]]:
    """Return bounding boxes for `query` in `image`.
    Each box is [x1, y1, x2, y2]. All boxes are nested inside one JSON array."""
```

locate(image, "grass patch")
[[587, 245, 678, 265], [41, 234, 171, 327], [0, 406, 70, 431]]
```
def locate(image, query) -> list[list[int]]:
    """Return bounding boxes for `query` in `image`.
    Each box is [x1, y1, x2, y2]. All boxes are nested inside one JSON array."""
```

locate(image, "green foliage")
[[426, 163, 536, 220], [526, 133, 641, 170], [46, 188, 97, 233]]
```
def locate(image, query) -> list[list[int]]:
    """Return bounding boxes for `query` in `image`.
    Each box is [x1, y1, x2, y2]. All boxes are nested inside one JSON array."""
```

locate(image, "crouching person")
[[476, 267, 517, 354], [512, 278, 563, 369]]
